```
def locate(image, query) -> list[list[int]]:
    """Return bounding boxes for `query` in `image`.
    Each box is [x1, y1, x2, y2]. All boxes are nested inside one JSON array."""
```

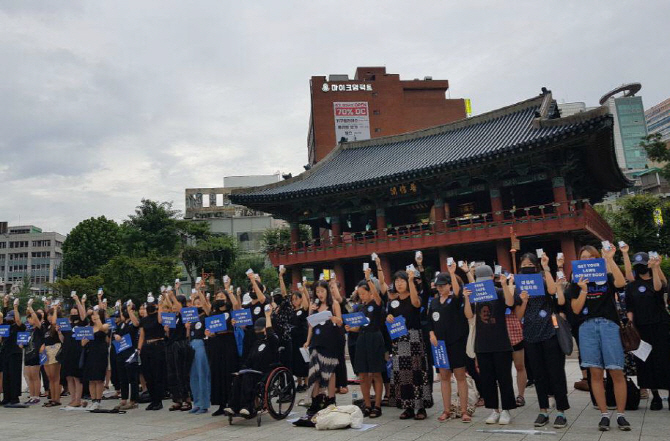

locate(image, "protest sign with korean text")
[[386, 315, 408, 339], [515, 273, 546, 297]]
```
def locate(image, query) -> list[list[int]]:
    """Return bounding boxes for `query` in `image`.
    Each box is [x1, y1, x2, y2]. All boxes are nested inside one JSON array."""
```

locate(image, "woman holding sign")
[[565, 245, 630, 431], [186, 290, 211, 414], [23, 304, 44, 405], [428, 263, 471, 422], [208, 288, 240, 416], [386, 269, 432, 420], [112, 302, 140, 410], [42, 306, 64, 407], [509, 253, 569, 429], [61, 294, 87, 410], [82, 308, 111, 410], [138, 297, 167, 411], [281, 268, 310, 391], [163, 291, 193, 412]]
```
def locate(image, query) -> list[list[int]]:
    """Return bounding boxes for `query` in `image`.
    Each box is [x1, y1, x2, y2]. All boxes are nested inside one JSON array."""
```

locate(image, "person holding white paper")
[[186, 291, 210, 414], [162, 289, 193, 412], [60, 294, 87, 410], [81, 308, 111, 410], [208, 288, 240, 417], [625, 252, 669, 410], [565, 245, 629, 431], [111, 302, 140, 411], [510, 253, 569, 429], [23, 305, 44, 405], [428, 261, 470, 423], [347, 267, 385, 418], [41, 306, 64, 407], [386, 269, 432, 420], [1, 298, 25, 406], [138, 297, 167, 411], [281, 267, 309, 391]]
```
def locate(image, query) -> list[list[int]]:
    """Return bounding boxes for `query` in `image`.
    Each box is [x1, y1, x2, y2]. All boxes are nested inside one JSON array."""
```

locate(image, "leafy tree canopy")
[[61, 216, 121, 278]]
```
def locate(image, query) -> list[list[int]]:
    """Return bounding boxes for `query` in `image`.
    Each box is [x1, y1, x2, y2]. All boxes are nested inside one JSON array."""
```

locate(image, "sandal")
[[461, 413, 472, 423], [169, 403, 182, 411], [369, 407, 382, 418], [180, 402, 193, 412], [381, 397, 389, 407], [399, 409, 415, 420], [438, 410, 451, 422], [414, 408, 427, 420], [516, 396, 525, 407], [337, 387, 349, 394], [363, 406, 371, 417], [44, 401, 61, 407]]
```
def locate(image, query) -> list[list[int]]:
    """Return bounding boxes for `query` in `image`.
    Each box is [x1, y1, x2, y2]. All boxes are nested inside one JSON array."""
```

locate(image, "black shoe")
[[534, 414, 550, 427], [212, 407, 226, 416], [324, 396, 336, 407], [526, 380, 535, 388], [153, 402, 163, 411], [650, 397, 663, 410], [306, 394, 324, 417], [145, 402, 157, 411], [617, 416, 631, 431], [553, 415, 567, 428], [598, 416, 610, 431]]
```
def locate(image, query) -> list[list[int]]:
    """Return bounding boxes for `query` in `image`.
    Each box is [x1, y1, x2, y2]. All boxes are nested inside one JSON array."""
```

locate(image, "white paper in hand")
[[299, 347, 310, 363], [307, 310, 333, 327], [631, 340, 652, 362]]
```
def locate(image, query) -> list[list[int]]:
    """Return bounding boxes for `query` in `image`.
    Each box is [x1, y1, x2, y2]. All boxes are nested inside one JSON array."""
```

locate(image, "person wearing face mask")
[[82, 308, 111, 410], [288, 281, 310, 392], [624, 252, 669, 410], [428, 262, 471, 423], [163, 288, 193, 412], [386, 269, 433, 420], [1, 297, 25, 406], [61, 295, 87, 410], [186, 291, 211, 414], [565, 245, 629, 431], [272, 271, 295, 372], [112, 302, 140, 411], [208, 288, 239, 416], [22, 304, 44, 406], [243, 272, 269, 360], [507, 253, 569, 429], [138, 297, 167, 410]]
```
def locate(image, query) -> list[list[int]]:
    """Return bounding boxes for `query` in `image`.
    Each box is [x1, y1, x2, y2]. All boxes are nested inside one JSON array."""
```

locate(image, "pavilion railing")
[[272, 200, 606, 256]]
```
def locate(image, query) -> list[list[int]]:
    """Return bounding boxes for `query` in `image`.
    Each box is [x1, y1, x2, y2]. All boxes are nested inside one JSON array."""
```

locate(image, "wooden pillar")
[[334, 260, 345, 295], [290, 222, 300, 250], [496, 240, 512, 272], [434, 198, 445, 231], [291, 266, 301, 290], [560, 233, 577, 278], [331, 216, 341, 245], [438, 247, 449, 272], [553, 177, 569, 215], [376, 208, 387, 238], [490, 188, 503, 221]]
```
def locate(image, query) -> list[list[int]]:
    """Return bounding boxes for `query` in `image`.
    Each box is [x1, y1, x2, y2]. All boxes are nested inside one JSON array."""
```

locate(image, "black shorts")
[[354, 331, 386, 374], [444, 338, 467, 370], [512, 341, 525, 352]]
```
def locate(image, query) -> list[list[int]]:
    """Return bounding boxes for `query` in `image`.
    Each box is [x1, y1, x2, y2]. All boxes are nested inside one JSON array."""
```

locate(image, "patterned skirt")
[[389, 329, 433, 410], [307, 348, 339, 389]]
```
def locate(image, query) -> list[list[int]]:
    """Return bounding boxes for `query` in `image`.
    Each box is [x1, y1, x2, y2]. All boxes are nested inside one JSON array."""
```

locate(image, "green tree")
[[226, 254, 279, 291], [122, 199, 181, 257], [61, 216, 122, 278], [640, 133, 670, 181], [261, 224, 311, 252], [181, 234, 238, 283], [99, 255, 180, 305], [49, 275, 105, 300]]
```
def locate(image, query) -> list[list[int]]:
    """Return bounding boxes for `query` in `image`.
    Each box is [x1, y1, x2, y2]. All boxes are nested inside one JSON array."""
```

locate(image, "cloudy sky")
[[1, 1, 668, 234]]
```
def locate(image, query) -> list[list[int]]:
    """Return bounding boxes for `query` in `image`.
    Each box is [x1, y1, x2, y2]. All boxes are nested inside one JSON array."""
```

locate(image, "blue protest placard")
[[161, 312, 177, 328], [572, 259, 607, 284], [432, 340, 450, 369], [113, 334, 132, 353], [205, 314, 227, 333], [343, 312, 368, 328], [515, 273, 546, 297], [180, 307, 199, 324], [25, 323, 33, 332], [56, 317, 71, 332], [73, 326, 94, 340], [232, 308, 253, 327], [386, 315, 408, 340], [465, 280, 497, 303], [106, 318, 117, 331], [17, 332, 31, 345], [386, 357, 393, 378], [0, 325, 9, 337], [39, 351, 48, 365]]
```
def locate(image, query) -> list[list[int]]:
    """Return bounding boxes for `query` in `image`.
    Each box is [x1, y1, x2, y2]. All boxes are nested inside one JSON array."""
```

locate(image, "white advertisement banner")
[[334, 102, 371, 143]]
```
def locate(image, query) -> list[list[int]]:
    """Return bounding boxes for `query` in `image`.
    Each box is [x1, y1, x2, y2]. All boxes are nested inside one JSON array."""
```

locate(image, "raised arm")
[[329, 277, 343, 303], [448, 260, 460, 296], [375, 255, 388, 295], [541, 254, 557, 295], [604, 247, 625, 288], [127, 302, 140, 327], [279, 266, 288, 297], [408, 271, 421, 308], [365, 268, 381, 306], [248, 273, 266, 304], [620, 243, 634, 282], [651, 256, 664, 292]]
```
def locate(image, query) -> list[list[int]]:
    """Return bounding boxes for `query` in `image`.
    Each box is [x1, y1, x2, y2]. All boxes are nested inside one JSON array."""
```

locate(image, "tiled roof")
[[232, 92, 626, 204]]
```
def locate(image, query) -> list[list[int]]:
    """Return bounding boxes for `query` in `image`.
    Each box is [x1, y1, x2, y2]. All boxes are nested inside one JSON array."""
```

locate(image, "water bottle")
[[352, 390, 359, 404]]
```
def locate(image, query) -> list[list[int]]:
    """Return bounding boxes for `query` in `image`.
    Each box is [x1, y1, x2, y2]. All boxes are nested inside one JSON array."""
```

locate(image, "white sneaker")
[[499, 410, 512, 425], [88, 402, 100, 411], [486, 410, 501, 424], [239, 408, 250, 416]]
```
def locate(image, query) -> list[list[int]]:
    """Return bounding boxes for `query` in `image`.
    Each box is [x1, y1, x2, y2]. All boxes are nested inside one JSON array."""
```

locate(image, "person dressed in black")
[[42, 305, 64, 407], [209, 287, 240, 416], [348, 267, 385, 418], [82, 307, 111, 410], [428, 262, 471, 422], [187, 290, 211, 414], [244, 271, 269, 359], [1, 298, 25, 406], [625, 252, 669, 410], [138, 296, 167, 410], [112, 301, 140, 410], [23, 301, 44, 405], [225, 308, 279, 416], [62, 294, 87, 410], [163, 287, 193, 412], [286, 279, 309, 391]]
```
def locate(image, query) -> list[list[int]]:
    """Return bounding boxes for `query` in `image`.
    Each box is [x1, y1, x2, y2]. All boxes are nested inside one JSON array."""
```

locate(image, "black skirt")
[[62, 334, 83, 378], [83, 340, 108, 382], [290, 327, 309, 377], [635, 322, 670, 390], [207, 333, 239, 406]]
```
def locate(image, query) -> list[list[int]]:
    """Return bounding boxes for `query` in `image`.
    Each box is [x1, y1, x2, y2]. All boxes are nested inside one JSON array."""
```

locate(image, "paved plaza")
[[0, 359, 667, 441]]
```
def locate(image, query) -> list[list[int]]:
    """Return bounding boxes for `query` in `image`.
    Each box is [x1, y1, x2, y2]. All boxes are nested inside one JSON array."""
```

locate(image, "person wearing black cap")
[[1, 297, 25, 406], [225, 307, 279, 416], [163, 287, 193, 412], [464, 264, 518, 425], [138, 294, 167, 410], [625, 251, 669, 410], [429, 262, 470, 422], [347, 267, 385, 418]]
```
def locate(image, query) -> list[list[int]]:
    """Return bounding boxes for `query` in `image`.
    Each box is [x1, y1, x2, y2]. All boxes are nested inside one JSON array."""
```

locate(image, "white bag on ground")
[[314, 405, 363, 430]]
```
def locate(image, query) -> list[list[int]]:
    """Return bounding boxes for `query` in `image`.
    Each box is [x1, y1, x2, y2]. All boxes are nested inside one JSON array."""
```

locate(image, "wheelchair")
[[227, 363, 296, 427]]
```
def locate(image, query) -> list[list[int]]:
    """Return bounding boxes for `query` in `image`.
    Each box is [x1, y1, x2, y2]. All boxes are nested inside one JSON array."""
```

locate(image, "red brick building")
[[308, 67, 467, 165]]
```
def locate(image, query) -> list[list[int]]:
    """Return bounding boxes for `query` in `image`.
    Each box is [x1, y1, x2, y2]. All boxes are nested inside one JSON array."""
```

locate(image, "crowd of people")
[[0, 243, 668, 433]]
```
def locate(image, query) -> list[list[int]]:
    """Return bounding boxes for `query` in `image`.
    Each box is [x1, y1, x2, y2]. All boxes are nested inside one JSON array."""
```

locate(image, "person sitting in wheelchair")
[[225, 307, 279, 417]]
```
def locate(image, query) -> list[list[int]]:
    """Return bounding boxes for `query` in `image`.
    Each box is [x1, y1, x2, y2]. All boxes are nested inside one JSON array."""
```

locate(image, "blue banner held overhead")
[[465, 279, 498, 303], [113, 334, 133, 353], [56, 317, 71, 332], [515, 273, 546, 297], [180, 307, 199, 324], [161, 312, 177, 329], [231, 309, 253, 327], [571, 258, 607, 284], [432, 340, 450, 369], [386, 315, 408, 340], [342, 312, 368, 328], [17, 332, 31, 345], [205, 314, 227, 333]]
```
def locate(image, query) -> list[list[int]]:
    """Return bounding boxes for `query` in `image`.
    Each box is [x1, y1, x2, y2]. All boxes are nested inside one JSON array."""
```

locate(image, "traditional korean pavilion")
[[231, 90, 629, 292]]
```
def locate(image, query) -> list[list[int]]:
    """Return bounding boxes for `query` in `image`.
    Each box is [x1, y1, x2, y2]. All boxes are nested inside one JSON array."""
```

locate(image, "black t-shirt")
[[140, 314, 165, 340], [428, 294, 469, 344], [626, 279, 670, 326], [168, 313, 187, 342], [474, 288, 515, 353], [190, 314, 207, 340], [243, 328, 280, 371], [515, 282, 557, 344], [43, 323, 60, 346], [565, 274, 619, 323], [360, 300, 383, 333], [249, 299, 270, 325], [387, 295, 421, 330], [3, 321, 27, 355]]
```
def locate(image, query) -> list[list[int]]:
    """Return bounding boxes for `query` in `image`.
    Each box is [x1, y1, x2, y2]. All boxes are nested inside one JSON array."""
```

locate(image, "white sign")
[[322, 83, 372, 92], [334, 102, 371, 143]]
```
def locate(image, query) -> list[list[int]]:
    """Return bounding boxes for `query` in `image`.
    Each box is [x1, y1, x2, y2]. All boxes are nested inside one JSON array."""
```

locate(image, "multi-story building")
[[645, 97, 670, 143], [600, 83, 649, 170], [184, 174, 286, 253], [0, 222, 65, 295], [308, 67, 467, 165]]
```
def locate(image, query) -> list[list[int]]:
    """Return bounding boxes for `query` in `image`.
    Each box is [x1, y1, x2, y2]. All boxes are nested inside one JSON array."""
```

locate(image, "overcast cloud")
[[1, 1, 668, 234]]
